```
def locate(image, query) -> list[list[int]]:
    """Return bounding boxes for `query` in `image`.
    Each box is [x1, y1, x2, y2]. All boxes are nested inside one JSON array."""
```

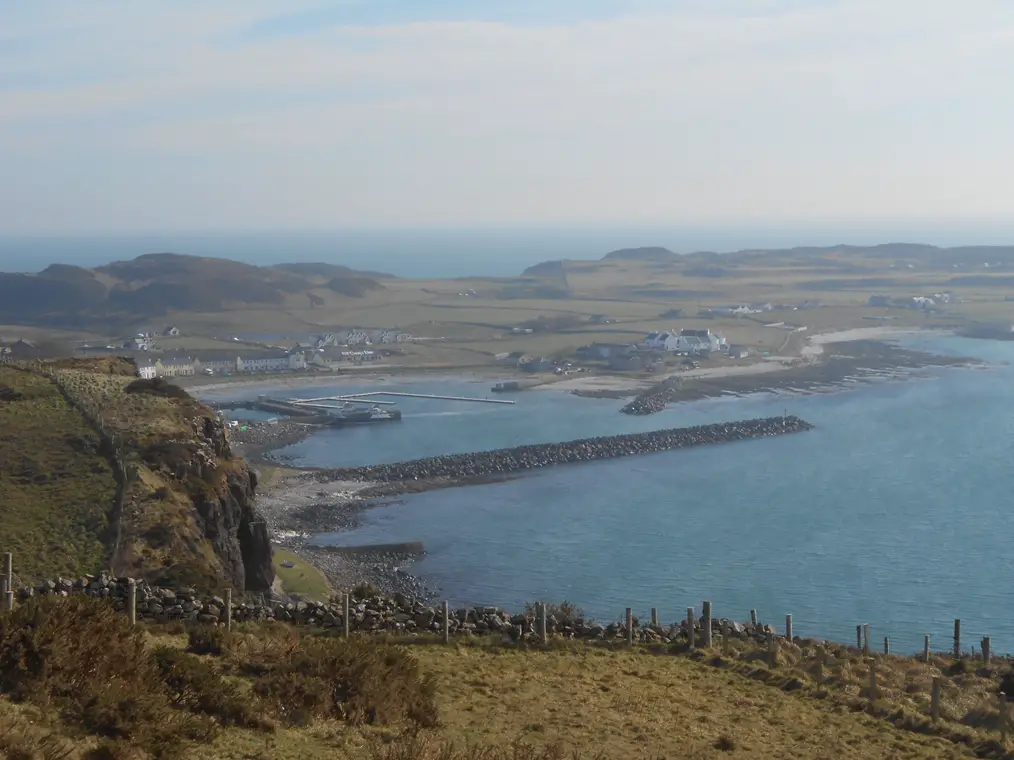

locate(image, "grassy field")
[[272, 546, 333, 601], [145, 249, 1014, 378], [0, 366, 117, 579], [0, 595, 1007, 760]]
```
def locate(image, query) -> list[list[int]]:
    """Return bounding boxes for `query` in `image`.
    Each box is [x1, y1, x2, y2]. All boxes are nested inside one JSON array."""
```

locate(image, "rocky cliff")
[[0, 360, 274, 590]]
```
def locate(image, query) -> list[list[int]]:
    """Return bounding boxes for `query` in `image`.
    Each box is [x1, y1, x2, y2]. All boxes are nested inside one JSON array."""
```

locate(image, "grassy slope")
[[1, 615, 1001, 760], [272, 546, 333, 600], [0, 366, 117, 579], [0, 359, 264, 588]]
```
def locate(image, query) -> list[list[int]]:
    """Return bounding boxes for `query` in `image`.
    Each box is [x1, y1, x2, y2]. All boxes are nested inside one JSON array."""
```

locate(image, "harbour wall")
[[323, 415, 813, 483]]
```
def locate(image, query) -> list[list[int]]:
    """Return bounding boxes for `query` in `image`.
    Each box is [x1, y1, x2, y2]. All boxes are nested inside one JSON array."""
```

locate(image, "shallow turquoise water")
[[215, 336, 1014, 652]]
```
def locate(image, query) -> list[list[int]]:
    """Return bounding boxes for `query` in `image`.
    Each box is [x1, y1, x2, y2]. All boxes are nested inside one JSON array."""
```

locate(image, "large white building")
[[238, 353, 306, 373], [644, 328, 727, 355]]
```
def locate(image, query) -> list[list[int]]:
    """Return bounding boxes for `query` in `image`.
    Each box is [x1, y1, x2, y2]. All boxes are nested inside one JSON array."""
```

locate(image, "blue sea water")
[[201, 335, 1014, 654]]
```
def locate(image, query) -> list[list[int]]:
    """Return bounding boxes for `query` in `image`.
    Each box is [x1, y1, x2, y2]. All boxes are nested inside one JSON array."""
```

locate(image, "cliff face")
[[119, 393, 274, 592], [1, 360, 275, 591]]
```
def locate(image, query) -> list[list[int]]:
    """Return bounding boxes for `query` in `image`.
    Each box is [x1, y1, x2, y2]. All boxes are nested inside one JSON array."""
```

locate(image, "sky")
[[2, 0, 1014, 233]]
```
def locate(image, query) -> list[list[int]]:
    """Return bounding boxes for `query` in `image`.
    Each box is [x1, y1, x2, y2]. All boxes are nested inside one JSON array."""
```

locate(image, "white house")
[[137, 360, 158, 379], [644, 332, 682, 351]]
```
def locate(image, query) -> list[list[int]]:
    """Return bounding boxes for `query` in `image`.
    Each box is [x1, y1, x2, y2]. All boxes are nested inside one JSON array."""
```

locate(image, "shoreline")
[[237, 327, 982, 601]]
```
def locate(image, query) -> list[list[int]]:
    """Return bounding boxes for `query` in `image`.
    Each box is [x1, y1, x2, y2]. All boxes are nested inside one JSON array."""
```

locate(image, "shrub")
[[185, 625, 232, 657], [253, 638, 437, 728], [123, 378, 190, 400], [154, 647, 265, 729]]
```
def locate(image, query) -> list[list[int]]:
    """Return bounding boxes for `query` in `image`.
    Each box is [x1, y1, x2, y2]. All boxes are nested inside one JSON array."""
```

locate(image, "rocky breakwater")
[[322, 416, 814, 484], [621, 377, 683, 415], [19, 574, 786, 646]]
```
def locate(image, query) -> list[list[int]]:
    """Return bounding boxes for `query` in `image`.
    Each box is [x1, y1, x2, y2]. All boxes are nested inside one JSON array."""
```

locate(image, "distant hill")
[[271, 262, 394, 279], [520, 242, 1014, 276], [0, 253, 386, 330], [601, 246, 678, 261]]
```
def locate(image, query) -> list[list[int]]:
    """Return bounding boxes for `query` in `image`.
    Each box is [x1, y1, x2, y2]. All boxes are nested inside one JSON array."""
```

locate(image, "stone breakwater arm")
[[326, 416, 813, 483]]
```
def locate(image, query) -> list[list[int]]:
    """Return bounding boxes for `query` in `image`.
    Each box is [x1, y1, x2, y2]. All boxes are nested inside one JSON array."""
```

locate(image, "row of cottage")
[[137, 349, 381, 378], [575, 328, 744, 371]]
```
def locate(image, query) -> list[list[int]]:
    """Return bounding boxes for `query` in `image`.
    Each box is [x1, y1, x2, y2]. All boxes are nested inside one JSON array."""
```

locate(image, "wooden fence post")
[[224, 588, 232, 632], [750, 609, 758, 627], [856, 625, 862, 649], [931, 677, 942, 723], [343, 593, 350, 639], [701, 601, 712, 648], [923, 634, 931, 663], [785, 614, 793, 642], [442, 601, 450, 644], [538, 602, 548, 644], [953, 619, 961, 659], [687, 607, 695, 650], [863, 624, 870, 655], [650, 607, 659, 627], [127, 580, 136, 627], [884, 637, 890, 655], [982, 637, 992, 665], [625, 607, 633, 645]]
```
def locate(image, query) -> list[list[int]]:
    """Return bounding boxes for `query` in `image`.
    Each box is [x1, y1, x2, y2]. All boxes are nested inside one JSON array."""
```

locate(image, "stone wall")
[[19, 573, 778, 644]]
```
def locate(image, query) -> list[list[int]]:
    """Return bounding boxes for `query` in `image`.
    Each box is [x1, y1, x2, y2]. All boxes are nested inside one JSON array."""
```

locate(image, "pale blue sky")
[[2, 0, 1014, 232]]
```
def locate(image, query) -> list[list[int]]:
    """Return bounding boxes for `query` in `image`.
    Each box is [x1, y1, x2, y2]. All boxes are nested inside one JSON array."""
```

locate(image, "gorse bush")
[[0, 596, 439, 758]]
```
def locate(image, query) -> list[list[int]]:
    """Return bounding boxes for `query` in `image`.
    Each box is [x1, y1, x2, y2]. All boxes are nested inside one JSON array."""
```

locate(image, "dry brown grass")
[[1, 596, 1011, 760]]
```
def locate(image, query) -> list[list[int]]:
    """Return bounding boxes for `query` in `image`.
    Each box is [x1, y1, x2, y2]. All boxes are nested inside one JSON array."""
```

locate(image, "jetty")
[[322, 415, 813, 483], [290, 392, 515, 406]]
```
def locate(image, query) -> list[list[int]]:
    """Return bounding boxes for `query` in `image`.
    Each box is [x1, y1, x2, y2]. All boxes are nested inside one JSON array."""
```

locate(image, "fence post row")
[[686, 607, 695, 650]]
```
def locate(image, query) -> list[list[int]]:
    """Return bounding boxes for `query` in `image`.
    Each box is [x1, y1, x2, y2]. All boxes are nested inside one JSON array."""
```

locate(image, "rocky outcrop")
[[621, 377, 683, 415], [322, 416, 813, 484]]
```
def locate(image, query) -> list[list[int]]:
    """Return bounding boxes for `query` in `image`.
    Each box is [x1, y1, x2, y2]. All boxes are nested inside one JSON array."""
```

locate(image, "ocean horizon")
[[7, 225, 1014, 278]]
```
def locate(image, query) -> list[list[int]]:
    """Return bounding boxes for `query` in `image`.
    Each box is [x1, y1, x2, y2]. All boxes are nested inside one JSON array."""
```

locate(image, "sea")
[[201, 334, 1014, 654]]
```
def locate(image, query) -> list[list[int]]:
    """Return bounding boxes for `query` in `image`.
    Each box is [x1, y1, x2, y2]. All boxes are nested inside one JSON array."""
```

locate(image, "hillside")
[[0, 358, 273, 590], [601, 246, 678, 261], [0, 253, 387, 329], [0, 593, 1008, 759]]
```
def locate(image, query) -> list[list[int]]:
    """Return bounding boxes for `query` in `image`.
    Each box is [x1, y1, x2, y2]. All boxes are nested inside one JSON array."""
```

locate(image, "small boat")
[[329, 403, 402, 426]]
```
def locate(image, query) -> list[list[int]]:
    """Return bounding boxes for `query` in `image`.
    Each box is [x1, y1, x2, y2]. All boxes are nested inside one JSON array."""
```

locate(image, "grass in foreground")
[[0, 595, 1005, 760], [0, 366, 117, 579], [272, 546, 334, 601]]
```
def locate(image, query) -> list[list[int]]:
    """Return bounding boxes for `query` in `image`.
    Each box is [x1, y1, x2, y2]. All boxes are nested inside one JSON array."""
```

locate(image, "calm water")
[[212, 336, 1014, 652]]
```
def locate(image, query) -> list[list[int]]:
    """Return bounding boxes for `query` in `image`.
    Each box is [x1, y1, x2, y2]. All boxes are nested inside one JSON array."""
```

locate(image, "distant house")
[[239, 353, 306, 373], [728, 346, 750, 359], [644, 332, 681, 351], [202, 357, 243, 375], [7, 339, 42, 360], [137, 360, 159, 379], [518, 356, 553, 373], [163, 326, 180, 337], [158, 357, 196, 377]]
